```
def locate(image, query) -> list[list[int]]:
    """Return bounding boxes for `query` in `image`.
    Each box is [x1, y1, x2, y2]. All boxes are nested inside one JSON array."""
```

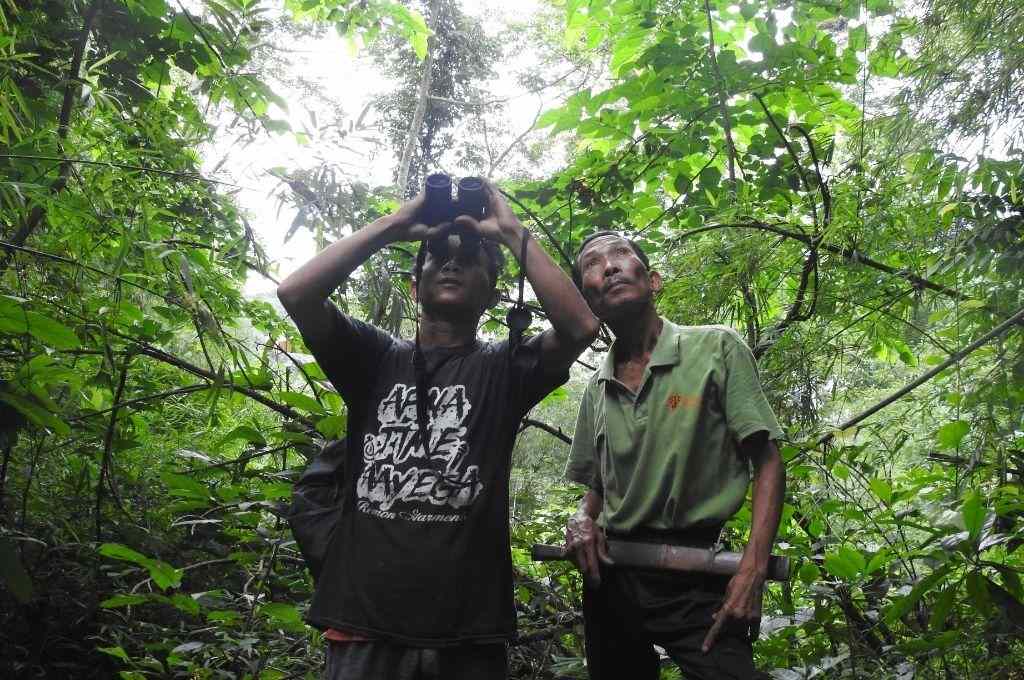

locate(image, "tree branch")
[[817, 304, 1024, 447], [671, 221, 972, 302], [703, 0, 737, 187], [753, 92, 819, 228], [521, 418, 571, 445]]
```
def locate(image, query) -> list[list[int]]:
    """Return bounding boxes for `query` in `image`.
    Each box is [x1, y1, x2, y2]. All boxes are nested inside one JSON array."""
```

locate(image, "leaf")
[[824, 545, 864, 581], [98, 543, 181, 591], [0, 538, 33, 603], [0, 389, 71, 436], [869, 478, 893, 504], [98, 542, 151, 567], [961, 490, 985, 539], [160, 472, 209, 499], [966, 571, 992, 616], [885, 565, 951, 624], [276, 390, 326, 415], [170, 641, 204, 655], [97, 646, 131, 663], [261, 481, 293, 500], [798, 561, 820, 584], [315, 414, 346, 438], [936, 420, 970, 450], [216, 425, 267, 450], [866, 549, 892, 574], [929, 585, 958, 631], [101, 594, 150, 608], [260, 602, 302, 625], [896, 630, 958, 655], [24, 311, 79, 349]]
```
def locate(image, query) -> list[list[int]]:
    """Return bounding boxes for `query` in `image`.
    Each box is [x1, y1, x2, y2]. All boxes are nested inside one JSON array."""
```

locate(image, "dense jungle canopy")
[[1, 0, 1023, 677]]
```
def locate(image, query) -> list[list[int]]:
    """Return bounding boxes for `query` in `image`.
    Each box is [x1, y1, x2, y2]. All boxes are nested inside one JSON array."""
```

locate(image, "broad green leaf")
[[98, 543, 181, 591], [929, 585, 958, 631], [824, 545, 863, 581], [896, 630, 958, 654], [798, 561, 820, 584], [24, 311, 79, 349], [261, 481, 293, 501], [966, 571, 992, 616], [276, 390, 326, 415], [869, 478, 892, 504], [260, 602, 302, 625], [160, 472, 209, 499], [98, 542, 151, 567], [100, 594, 150, 608], [216, 425, 267, 450], [97, 646, 131, 663], [0, 389, 70, 436], [316, 414, 346, 438], [866, 549, 891, 574], [936, 420, 970, 450], [961, 490, 985, 539]]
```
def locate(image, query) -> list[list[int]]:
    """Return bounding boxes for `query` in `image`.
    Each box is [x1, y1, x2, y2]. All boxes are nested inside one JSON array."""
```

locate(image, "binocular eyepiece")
[[421, 174, 488, 228], [421, 174, 489, 263]]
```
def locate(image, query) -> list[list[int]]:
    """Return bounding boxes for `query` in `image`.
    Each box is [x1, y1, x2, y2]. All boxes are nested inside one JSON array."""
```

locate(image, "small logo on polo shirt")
[[666, 393, 700, 410]]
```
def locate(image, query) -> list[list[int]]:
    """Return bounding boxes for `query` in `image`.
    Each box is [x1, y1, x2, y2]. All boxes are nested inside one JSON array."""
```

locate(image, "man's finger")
[[702, 613, 726, 653], [452, 215, 482, 232]]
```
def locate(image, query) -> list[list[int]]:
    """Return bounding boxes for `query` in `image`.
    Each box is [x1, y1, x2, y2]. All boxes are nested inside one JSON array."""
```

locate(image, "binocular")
[[421, 173, 488, 262]]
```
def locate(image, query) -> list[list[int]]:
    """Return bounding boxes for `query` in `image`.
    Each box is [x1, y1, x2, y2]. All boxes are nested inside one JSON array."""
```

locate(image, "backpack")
[[287, 437, 347, 582]]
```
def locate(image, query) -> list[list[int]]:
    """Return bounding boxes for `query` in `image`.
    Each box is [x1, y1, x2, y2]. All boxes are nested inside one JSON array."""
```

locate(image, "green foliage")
[[2, 0, 1024, 677]]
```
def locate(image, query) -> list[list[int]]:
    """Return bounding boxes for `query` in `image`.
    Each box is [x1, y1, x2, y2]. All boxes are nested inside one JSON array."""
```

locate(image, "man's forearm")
[[278, 215, 400, 312], [502, 226, 599, 350], [740, 440, 785, 575]]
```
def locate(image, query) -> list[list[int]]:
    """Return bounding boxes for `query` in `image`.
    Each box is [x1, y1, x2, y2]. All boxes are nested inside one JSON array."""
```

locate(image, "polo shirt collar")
[[597, 316, 680, 383]]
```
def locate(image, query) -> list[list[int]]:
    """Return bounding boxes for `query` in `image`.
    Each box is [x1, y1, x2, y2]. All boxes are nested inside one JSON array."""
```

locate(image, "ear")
[[649, 270, 663, 294], [411, 278, 419, 304]]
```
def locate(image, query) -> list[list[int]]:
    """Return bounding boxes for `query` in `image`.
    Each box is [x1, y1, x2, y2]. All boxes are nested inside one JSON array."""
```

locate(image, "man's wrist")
[[372, 214, 408, 245]]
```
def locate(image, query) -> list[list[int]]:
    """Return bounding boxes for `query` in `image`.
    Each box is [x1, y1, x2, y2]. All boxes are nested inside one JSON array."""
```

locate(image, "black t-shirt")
[[301, 303, 567, 645]]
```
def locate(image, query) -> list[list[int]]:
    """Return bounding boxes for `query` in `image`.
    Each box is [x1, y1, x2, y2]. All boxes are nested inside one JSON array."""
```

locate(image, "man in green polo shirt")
[[563, 231, 785, 680]]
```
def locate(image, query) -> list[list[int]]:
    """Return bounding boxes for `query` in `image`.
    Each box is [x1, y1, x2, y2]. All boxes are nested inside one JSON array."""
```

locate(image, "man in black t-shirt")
[[277, 181, 598, 679]]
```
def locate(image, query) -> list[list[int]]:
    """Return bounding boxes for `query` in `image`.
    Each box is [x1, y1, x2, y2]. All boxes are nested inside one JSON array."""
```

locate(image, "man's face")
[[576, 235, 659, 321], [414, 238, 497, 321]]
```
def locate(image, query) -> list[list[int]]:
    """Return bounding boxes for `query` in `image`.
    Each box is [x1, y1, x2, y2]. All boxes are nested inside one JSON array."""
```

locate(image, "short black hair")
[[414, 238, 506, 287], [572, 230, 650, 288]]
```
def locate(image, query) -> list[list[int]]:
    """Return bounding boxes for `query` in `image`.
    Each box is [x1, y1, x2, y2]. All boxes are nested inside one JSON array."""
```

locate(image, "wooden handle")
[[530, 544, 567, 561]]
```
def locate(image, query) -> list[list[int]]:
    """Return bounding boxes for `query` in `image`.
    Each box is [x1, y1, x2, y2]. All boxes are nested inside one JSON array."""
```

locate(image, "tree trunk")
[[396, 0, 442, 198]]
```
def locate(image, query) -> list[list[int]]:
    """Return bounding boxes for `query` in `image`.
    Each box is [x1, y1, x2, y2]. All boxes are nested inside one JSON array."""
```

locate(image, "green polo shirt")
[[565, 319, 783, 533]]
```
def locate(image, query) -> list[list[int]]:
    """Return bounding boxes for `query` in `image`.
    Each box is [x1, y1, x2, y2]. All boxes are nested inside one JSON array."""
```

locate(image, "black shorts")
[[322, 640, 507, 680], [583, 534, 770, 680]]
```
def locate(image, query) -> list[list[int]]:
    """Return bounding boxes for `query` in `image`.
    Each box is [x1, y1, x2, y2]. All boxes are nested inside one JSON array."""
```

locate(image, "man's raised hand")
[[388, 192, 448, 243]]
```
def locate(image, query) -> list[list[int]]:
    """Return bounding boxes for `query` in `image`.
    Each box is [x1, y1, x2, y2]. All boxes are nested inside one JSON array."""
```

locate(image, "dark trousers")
[[583, 564, 769, 680], [323, 640, 508, 680]]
